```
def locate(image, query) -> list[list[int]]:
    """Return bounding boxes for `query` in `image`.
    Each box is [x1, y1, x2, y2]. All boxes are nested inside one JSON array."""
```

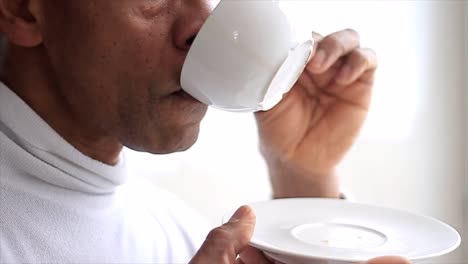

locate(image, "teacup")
[[181, 0, 313, 112]]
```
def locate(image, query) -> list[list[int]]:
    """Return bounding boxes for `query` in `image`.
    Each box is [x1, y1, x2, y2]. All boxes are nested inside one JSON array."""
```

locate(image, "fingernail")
[[336, 64, 351, 83], [229, 206, 251, 223], [312, 49, 327, 68]]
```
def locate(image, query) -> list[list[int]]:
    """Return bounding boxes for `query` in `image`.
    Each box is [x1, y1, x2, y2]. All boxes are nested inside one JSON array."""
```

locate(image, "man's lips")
[[171, 89, 189, 97], [171, 89, 203, 104]]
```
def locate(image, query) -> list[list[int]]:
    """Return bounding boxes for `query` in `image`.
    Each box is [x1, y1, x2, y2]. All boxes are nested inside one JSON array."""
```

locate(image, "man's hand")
[[189, 206, 274, 264], [190, 207, 410, 264], [256, 29, 377, 198]]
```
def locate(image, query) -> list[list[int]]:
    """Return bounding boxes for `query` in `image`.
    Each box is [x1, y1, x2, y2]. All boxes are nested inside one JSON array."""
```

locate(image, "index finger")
[[308, 29, 361, 74]]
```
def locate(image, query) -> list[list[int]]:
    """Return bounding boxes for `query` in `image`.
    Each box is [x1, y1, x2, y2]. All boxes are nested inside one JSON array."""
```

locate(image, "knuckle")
[[345, 28, 361, 40], [359, 48, 378, 67], [323, 35, 344, 53], [199, 227, 236, 261], [206, 226, 233, 245], [354, 49, 368, 62], [326, 34, 340, 45], [323, 29, 361, 54]]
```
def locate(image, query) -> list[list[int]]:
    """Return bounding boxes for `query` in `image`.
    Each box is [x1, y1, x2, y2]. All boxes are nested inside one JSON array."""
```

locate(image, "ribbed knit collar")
[[0, 82, 127, 194]]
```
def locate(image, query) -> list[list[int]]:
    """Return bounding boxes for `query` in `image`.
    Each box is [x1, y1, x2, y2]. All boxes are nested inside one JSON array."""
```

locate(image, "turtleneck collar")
[[0, 82, 127, 194]]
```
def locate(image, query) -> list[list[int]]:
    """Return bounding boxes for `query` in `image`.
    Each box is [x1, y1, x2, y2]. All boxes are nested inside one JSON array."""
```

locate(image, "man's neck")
[[1, 44, 122, 165]]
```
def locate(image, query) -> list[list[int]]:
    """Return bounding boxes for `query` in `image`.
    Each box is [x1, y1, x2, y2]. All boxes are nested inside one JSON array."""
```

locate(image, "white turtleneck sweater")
[[0, 82, 209, 263]]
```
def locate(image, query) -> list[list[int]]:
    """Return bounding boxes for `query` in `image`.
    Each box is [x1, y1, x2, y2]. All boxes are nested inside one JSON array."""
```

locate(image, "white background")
[[464, 0, 467, 259], [126, 1, 467, 263]]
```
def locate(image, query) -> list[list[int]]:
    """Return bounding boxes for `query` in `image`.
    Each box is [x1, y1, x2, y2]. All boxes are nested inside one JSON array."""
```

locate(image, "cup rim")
[[181, 0, 312, 112]]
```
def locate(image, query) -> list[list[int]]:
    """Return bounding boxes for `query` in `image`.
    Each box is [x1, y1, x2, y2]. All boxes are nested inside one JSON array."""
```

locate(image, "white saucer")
[[224, 198, 460, 264]]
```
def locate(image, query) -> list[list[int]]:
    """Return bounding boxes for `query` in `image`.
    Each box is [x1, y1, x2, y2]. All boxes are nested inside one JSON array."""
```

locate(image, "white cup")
[[181, 0, 313, 112]]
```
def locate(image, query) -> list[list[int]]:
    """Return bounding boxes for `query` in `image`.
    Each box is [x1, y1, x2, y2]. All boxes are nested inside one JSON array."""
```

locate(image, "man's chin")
[[127, 125, 201, 155]]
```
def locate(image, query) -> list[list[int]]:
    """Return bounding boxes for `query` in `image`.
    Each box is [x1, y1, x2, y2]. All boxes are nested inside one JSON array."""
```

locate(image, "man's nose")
[[174, 0, 213, 52]]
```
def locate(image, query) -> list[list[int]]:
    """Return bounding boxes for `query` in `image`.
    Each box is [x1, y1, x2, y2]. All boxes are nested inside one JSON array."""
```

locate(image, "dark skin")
[[1, 0, 211, 163], [0, 0, 410, 263]]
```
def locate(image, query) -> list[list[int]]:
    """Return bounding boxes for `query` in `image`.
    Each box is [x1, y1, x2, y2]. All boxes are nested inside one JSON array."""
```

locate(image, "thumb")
[[189, 206, 256, 264], [364, 256, 411, 264]]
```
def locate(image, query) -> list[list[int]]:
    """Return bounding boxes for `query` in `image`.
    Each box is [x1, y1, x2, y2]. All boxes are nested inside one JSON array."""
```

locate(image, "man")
[[0, 0, 410, 263]]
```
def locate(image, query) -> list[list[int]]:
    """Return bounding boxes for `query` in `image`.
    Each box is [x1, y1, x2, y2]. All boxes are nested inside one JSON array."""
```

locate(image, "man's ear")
[[0, 0, 42, 47]]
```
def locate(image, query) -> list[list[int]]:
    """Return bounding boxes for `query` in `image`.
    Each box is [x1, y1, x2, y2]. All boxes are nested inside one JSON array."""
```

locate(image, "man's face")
[[36, 0, 211, 153]]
